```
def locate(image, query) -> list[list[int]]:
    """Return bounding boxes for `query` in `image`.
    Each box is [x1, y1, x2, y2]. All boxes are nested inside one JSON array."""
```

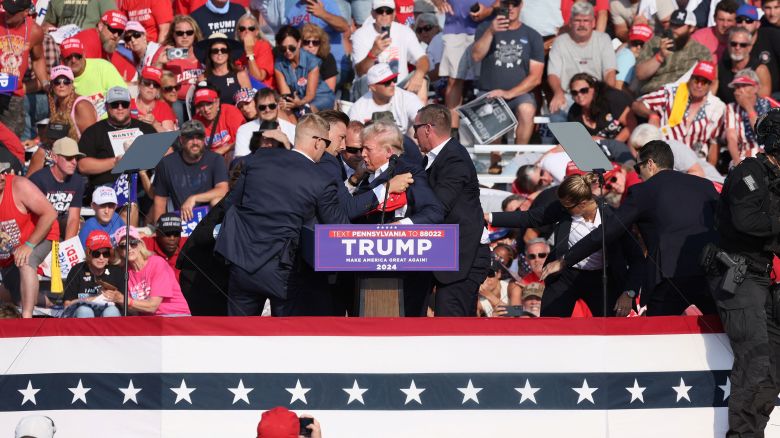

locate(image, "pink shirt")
[[128, 255, 191, 316], [691, 27, 726, 63]]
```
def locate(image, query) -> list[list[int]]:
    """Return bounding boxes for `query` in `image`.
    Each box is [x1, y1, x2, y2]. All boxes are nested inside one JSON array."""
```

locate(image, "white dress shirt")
[[568, 208, 603, 270]]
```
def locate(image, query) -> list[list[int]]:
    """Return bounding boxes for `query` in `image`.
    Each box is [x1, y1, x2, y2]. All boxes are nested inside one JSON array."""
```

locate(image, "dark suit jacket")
[[564, 170, 719, 296], [215, 148, 350, 273], [318, 152, 379, 220], [353, 157, 444, 225], [425, 138, 485, 283]]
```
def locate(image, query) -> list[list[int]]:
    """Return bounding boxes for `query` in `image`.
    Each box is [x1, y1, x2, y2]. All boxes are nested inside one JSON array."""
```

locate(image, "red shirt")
[[141, 236, 187, 282], [0, 15, 35, 97], [0, 175, 59, 268], [164, 57, 204, 100], [235, 40, 276, 89], [521, 272, 543, 286], [0, 120, 24, 162], [620, 170, 642, 203], [117, 0, 174, 42], [130, 99, 178, 125], [395, 0, 414, 26], [194, 104, 245, 153]]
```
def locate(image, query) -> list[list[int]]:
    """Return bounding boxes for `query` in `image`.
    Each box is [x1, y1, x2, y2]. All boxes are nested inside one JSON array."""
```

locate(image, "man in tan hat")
[[521, 282, 544, 317], [29, 138, 86, 240]]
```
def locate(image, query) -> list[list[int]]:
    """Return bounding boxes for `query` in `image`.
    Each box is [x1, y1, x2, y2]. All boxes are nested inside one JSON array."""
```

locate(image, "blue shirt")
[[285, 0, 346, 69], [78, 213, 126, 249], [275, 49, 333, 100], [443, 0, 494, 35], [615, 47, 636, 84]]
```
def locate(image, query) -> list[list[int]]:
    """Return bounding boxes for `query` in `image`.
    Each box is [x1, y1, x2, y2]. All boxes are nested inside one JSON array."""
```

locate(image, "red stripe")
[[0, 316, 723, 338]]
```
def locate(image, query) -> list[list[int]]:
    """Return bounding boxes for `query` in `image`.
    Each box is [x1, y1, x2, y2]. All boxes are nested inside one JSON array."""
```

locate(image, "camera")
[[166, 47, 189, 60]]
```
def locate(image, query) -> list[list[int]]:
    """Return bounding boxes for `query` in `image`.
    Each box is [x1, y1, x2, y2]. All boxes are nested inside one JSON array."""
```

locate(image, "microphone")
[[380, 155, 400, 225]]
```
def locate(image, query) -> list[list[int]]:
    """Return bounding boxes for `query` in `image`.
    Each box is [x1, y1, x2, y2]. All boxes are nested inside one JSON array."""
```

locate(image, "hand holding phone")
[[299, 417, 314, 437], [381, 25, 391, 39]]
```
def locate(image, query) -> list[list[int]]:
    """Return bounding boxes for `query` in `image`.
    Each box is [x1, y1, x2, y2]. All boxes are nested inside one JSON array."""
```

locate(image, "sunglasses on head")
[[175, 29, 195, 37], [109, 101, 130, 109], [106, 25, 123, 35], [730, 41, 750, 48], [210, 47, 229, 55], [416, 25, 433, 33], [64, 53, 83, 62], [303, 39, 321, 46], [141, 79, 160, 88], [375, 6, 394, 15], [257, 103, 278, 111], [91, 249, 110, 258], [570, 86, 591, 97], [345, 146, 362, 154], [283, 44, 297, 53], [52, 77, 72, 86], [736, 16, 754, 24], [378, 77, 397, 87], [526, 252, 548, 260], [163, 84, 181, 92], [238, 25, 257, 32], [123, 31, 144, 42]]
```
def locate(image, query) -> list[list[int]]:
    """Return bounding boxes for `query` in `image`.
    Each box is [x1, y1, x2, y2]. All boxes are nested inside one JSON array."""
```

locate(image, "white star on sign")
[[171, 379, 196, 405], [673, 378, 692, 402], [68, 379, 91, 404], [400, 380, 425, 405], [719, 377, 731, 401], [343, 380, 368, 405], [625, 379, 646, 403], [572, 379, 598, 404], [119, 380, 142, 404], [18, 380, 40, 406], [514, 379, 540, 404], [286, 379, 311, 405], [457, 379, 482, 404], [228, 379, 254, 405]]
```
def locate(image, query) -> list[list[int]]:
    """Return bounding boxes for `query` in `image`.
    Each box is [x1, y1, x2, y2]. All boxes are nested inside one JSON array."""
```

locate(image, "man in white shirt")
[[234, 88, 296, 157], [350, 0, 429, 101], [348, 63, 424, 134]]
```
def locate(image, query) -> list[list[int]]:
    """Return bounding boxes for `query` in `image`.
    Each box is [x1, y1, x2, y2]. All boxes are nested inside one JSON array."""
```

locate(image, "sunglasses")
[[416, 25, 433, 33], [52, 77, 72, 86], [730, 41, 750, 48], [163, 84, 181, 92], [141, 79, 160, 88], [118, 239, 140, 249], [91, 249, 110, 258], [345, 146, 362, 154], [378, 77, 397, 87], [736, 16, 754, 24], [570, 86, 591, 97], [501, 0, 521, 6], [123, 31, 144, 42], [109, 101, 130, 109], [106, 25, 123, 35], [283, 44, 297, 53], [629, 40, 644, 48], [175, 29, 195, 37], [64, 53, 83, 62], [162, 231, 180, 238], [303, 39, 321, 46], [238, 25, 257, 32], [257, 103, 278, 111], [312, 135, 332, 148], [633, 159, 648, 175], [413, 123, 430, 133], [210, 47, 230, 55], [526, 252, 548, 260], [691, 76, 711, 85], [375, 6, 394, 15], [604, 175, 619, 190]]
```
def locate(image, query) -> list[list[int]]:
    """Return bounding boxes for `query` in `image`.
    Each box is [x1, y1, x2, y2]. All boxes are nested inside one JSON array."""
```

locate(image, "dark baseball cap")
[[3, 0, 31, 14], [181, 120, 206, 137], [45, 122, 70, 141], [156, 213, 182, 234]]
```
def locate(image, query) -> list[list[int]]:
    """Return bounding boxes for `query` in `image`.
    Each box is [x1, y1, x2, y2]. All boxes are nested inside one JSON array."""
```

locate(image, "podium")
[[306, 224, 459, 317]]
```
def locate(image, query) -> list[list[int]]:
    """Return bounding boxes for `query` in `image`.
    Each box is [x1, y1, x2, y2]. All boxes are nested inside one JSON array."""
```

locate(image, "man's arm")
[[471, 22, 496, 63], [151, 195, 169, 225], [12, 177, 56, 266], [355, 33, 390, 77], [491, 199, 567, 229], [157, 23, 171, 43], [65, 206, 80, 240], [29, 24, 48, 88], [307, 0, 349, 32], [504, 61, 544, 98], [78, 156, 120, 175]]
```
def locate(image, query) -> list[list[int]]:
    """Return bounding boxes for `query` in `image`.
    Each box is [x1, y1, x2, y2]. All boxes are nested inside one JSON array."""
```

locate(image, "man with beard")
[[142, 213, 187, 281], [74, 10, 138, 83], [151, 119, 229, 223], [714, 27, 772, 104], [635, 9, 712, 95]]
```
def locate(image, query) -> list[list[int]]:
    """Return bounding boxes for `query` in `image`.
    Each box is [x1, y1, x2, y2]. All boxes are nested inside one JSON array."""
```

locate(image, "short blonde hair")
[[362, 120, 403, 154]]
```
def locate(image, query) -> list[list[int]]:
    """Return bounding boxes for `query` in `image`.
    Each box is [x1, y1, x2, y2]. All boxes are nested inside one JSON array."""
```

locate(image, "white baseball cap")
[[92, 186, 118, 205], [15, 415, 56, 438], [372, 0, 394, 10], [367, 63, 398, 85]]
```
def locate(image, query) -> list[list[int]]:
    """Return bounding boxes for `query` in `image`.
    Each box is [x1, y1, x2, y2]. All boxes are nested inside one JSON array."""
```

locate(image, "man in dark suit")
[[542, 140, 719, 316], [413, 104, 491, 316], [214, 114, 350, 316]]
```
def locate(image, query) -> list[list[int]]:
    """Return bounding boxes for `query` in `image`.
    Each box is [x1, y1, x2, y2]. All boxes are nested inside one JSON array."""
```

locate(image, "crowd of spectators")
[[0, 0, 778, 319]]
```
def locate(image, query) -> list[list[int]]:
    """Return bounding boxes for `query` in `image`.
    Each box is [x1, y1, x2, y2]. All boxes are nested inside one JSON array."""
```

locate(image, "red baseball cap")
[[101, 9, 127, 30], [565, 161, 621, 180], [729, 75, 758, 88], [60, 38, 84, 59], [194, 88, 219, 105], [256, 407, 299, 438], [86, 230, 112, 251], [141, 66, 162, 85], [691, 61, 716, 82], [628, 24, 653, 43]]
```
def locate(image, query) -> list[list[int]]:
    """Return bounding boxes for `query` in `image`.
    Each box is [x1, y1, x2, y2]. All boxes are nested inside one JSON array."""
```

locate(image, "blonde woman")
[[301, 23, 337, 92]]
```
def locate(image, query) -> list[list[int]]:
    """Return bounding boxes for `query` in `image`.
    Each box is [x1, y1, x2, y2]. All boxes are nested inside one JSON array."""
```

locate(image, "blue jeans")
[[23, 92, 50, 141], [74, 304, 122, 318]]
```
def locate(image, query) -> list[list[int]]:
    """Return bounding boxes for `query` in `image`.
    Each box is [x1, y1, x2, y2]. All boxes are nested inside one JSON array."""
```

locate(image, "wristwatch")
[[624, 290, 637, 298], [247, 54, 255, 61]]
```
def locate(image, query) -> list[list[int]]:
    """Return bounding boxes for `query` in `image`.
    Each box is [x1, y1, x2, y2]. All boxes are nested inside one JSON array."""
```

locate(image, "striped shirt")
[[725, 97, 774, 160], [640, 84, 726, 159]]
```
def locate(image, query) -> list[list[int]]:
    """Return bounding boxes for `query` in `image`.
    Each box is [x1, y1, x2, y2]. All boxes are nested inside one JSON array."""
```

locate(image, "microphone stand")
[[593, 168, 608, 317], [122, 169, 137, 317], [380, 155, 399, 225]]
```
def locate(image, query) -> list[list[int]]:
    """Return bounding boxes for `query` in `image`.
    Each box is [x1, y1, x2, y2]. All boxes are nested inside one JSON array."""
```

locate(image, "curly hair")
[[301, 23, 331, 59], [48, 88, 79, 140]]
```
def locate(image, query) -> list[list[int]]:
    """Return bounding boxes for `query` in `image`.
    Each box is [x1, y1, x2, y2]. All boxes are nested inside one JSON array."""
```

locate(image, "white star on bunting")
[[514, 379, 540, 404], [228, 379, 254, 405], [457, 379, 482, 404], [119, 380, 142, 404], [171, 379, 196, 405], [625, 379, 646, 403], [400, 380, 425, 405], [343, 380, 368, 405], [286, 379, 311, 405], [18, 380, 40, 406], [718, 377, 731, 401], [68, 379, 91, 404], [673, 378, 692, 402], [572, 379, 598, 404]]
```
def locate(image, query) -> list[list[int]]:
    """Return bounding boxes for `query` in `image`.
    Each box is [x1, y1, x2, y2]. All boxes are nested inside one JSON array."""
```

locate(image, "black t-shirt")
[[152, 150, 228, 210], [63, 261, 126, 301], [320, 53, 338, 81], [29, 167, 86, 240], [191, 3, 245, 39], [77, 119, 156, 188], [754, 27, 780, 94], [716, 56, 761, 104], [567, 87, 631, 139]]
